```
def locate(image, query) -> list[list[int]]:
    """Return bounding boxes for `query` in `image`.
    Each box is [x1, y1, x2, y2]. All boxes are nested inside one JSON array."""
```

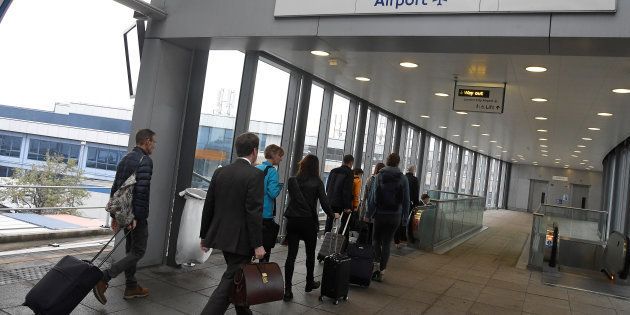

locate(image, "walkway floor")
[[2, 209, 630, 314]]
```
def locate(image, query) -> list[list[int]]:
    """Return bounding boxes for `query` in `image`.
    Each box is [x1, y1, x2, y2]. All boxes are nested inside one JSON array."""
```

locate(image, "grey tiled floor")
[[2, 210, 630, 314]]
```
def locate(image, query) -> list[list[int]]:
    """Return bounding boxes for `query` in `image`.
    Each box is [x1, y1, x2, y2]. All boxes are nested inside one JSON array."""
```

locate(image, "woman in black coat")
[[283, 154, 336, 301]]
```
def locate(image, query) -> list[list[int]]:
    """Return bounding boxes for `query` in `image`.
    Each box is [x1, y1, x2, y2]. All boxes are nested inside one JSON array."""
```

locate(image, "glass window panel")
[[361, 109, 373, 171], [0, 134, 22, 158], [497, 162, 508, 208], [372, 114, 389, 173], [459, 150, 474, 194], [442, 144, 460, 193], [193, 51, 245, 189], [422, 136, 443, 193], [486, 159, 501, 207], [27, 139, 79, 162], [474, 155, 488, 197], [324, 94, 350, 177], [303, 84, 324, 157], [403, 128, 416, 172]]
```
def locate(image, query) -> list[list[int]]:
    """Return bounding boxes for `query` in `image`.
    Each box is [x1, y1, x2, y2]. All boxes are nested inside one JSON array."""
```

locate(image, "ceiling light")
[[395, 100, 407, 104], [439, 126, 448, 129], [452, 135, 460, 137], [577, 145, 586, 148], [555, 162, 560, 164], [540, 145, 548, 148], [580, 163, 586, 165], [421, 115, 430, 118], [532, 98, 548, 102], [456, 111, 468, 115], [565, 165, 570, 167], [480, 150, 485, 152], [435, 93, 450, 97], [503, 150, 508, 153], [588, 127, 600, 131], [583, 159, 589, 162], [355, 77, 371, 82], [471, 124, 481, 127], [582, 137, 593, 141], [571, 155, 578, 158], [574, 150, 582, 153], [310, 50, 330, 56], [539, 138, 548, 141], [533, 162, 539, 164], [497, 146, 503, 149], [598, 112, 613, 117], [472, 146, 478, 148], [482, 133, 490, 136], [541, 150, 548, 153], [490, 140, 497, 143], [400, 62, 419, 68], [537, 129, 548, 133], [555, 158, 561, 161], [526, 66, 547, 73], [542, 154, 548, 157], [464, 140, 470, 143], [535, 117, 548, 120], [613, 89, 630, 94]]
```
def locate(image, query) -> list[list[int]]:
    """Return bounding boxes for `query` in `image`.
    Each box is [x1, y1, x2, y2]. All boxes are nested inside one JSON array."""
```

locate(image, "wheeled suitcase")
[[24, 230, 128, 315], [319, 252, 351, 305], [317, 213, 351, 263], [347, 223, 375, 287]]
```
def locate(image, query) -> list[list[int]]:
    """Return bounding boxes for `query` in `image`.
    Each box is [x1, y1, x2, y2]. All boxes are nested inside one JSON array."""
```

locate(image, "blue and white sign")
[[0, 0, 13, 24], [275, 0, 616, 16]]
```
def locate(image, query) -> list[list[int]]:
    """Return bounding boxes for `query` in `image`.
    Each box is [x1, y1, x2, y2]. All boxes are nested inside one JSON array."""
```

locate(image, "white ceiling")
[[265, 49, 630, 171]]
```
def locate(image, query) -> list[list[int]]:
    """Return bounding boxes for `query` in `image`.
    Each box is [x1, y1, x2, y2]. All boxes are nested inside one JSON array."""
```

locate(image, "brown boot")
[[92, 280, 108, 305], [123, 285, 149, 300]]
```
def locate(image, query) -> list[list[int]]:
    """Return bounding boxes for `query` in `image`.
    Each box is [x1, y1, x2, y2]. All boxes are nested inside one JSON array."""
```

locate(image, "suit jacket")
[[200, 158, 264, 256]]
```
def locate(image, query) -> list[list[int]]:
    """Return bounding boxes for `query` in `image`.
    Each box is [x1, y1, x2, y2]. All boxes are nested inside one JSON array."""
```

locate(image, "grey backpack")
[[105, 157, 144, 226]]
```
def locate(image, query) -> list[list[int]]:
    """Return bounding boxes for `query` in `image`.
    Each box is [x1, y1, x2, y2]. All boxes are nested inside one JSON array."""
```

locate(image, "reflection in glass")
[[323, 94, 350, 179], [303, 84, 324, 157]]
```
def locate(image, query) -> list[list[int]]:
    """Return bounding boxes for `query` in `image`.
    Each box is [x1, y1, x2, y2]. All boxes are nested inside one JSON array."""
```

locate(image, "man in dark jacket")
[[200, 132, 266, 315], [324, 154, 354, 233], [405, 165, 420, 208], [93, 129, 155, 304]]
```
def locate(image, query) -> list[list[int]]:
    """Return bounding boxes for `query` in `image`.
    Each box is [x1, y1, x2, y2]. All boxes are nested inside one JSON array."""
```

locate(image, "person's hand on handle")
[[334, 213, 341, 220], [200, 240, 210, 253], [254, 246, 266, 260], [127, 219, 137, 230], [111, 219, 119, 233], [344, 208, 352, 213]]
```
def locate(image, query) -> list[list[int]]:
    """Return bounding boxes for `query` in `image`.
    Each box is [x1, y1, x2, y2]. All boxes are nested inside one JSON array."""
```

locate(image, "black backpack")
[[375, 171, 403, 211]]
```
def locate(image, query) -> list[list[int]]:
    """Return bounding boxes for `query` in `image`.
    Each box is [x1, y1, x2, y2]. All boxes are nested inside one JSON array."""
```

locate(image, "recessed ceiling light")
[[580, 163, 586, 165], [541, 150, 548, 153], [421, 115, 430, 118], [495, 154, 501, 157], [571, 155, 579, 158], [555, 161, 560, 164], [577, 145, 586, 148], [537, 129, 548, 133], [588, 127, 600, 131], [539, 138, 548, 141], [456, 111, 468, 115], [555, 158, 561, 161], [574, 150, 582, 153], [395, 100, 407, 104], [533, 162, 539, 164], [540, 144, 548, 148], [355, 77, 370, 82], [497, 146, 503, 149], [542, 154, 548, 157], [532, 98, 548, 102], [435, 93, 450, 97], [583, 159, 589, 162], [598, 112, 613, 117], [452, 135, 460, 137], [535, 117, 548, 120], [471, 124, 481, 127], [490, 140, 497, 143], [613, 88, 630, 94], [480, 150, 485, 152], [582, 137, 593, 141], [310, 50, 330, 56], [502, 150, 508, 153], [439, 126, 448, 129], [482, 133, 490, 136], [464, 140, 470, 143], [400, 62, 419, 68], [472, 146, 478, 148], [565, 165, 570, 167], [526, 66, 547, 73]]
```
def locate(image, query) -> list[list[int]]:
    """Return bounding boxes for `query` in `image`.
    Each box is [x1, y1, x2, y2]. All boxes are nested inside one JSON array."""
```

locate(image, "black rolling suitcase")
[[24, 230, 128, 315], [319, 252, 351, 305], [347, 223, 374, 287]]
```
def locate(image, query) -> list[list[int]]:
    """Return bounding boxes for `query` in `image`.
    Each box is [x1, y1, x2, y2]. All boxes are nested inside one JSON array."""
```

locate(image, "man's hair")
[[407, 165, 416, 173], [235, 132, 259, 157], [353, 168, 364, 176], [343, 155, 354, 165], [386, 153, 401, 167], [421, 193, 430, 200], [135, 129, 156, 145], [264, 144, 284, 159]]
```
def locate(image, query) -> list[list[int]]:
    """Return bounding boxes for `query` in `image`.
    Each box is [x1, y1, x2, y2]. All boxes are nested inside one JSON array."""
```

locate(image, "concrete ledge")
[[0, 228, 113, 244]]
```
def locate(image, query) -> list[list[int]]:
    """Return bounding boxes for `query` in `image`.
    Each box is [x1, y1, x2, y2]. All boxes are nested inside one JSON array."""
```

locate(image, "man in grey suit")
[[200, 132, 266, 315]]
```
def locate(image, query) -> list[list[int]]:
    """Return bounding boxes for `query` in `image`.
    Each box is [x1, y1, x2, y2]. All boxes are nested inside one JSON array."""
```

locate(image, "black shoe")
[[372, 270, 381, 282], [305, 281, 321, 292], [283, 290, 294, 302]]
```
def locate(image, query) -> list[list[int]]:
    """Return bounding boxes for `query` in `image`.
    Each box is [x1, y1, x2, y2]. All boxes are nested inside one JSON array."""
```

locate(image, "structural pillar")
[[353, 103, 368, 168]]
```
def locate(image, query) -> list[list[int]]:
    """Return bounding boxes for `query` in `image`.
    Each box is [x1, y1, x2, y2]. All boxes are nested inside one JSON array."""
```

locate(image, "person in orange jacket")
[[352, 168, 364, 212]]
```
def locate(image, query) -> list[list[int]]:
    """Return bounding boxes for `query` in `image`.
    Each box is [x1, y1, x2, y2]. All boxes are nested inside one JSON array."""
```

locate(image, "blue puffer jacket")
[[110, 147, 153, 221]]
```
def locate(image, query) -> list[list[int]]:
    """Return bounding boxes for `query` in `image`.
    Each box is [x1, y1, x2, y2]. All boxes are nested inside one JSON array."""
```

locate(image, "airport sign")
[[452, 83, 505, 114]]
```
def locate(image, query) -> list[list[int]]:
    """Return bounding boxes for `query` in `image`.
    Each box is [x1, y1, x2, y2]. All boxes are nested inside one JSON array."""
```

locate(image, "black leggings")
[[284, 217, 318, 288], [373, 214, 401, 271]]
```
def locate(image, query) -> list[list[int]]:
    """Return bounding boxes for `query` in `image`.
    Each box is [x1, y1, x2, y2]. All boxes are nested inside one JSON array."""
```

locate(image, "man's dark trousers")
[[103, 220, 148, 288], [201, 252, 252, 315]]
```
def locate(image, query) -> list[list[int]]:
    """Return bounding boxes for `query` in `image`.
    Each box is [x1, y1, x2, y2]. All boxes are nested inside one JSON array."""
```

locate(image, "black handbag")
[[262, 219, 280, 249]]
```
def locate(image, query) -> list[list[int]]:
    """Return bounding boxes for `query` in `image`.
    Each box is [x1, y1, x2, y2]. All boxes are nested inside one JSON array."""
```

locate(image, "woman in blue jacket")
[[256, 144, 285, 262]]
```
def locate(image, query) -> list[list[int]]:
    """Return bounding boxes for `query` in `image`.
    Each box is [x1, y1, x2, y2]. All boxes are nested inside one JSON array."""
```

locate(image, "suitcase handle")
[[90, 229, 131, 268]]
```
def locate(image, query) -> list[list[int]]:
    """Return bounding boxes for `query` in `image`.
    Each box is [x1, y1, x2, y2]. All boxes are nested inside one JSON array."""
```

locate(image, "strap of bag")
[[90, 229, 131, 267]]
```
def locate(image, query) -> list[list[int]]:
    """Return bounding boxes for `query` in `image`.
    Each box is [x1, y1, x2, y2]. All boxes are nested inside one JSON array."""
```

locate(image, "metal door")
[[528, 180, 549, 212], [570, 184, 590, 209]]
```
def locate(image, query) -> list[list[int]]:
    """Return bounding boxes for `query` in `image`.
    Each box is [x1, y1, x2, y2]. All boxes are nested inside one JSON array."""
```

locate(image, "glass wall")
[[249, 59, 290, 162], [360, 109, 373, 171], [192, 51, 244, 188], [473, 155, 488, 197], [86, 146, 126, 171], [486, 159, 501, 208], [303, 84, 324, 157], [423, 136, 443, 193], [459, 150, 474, 194], [403, 128, 419, 173], [0, 134, 22, 158], [442, 143, 460, 192], [27, 139, 80, 162], [497, 162, 508, 208], [323, 94, 350, 176], [372, 114, 389, 172]]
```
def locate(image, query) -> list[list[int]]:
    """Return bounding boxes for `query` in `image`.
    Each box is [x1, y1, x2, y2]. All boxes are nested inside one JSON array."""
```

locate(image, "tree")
[[0, 154, 90, 215]]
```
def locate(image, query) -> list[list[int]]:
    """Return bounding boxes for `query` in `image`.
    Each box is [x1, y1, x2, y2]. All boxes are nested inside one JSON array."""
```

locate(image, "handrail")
[[0, 206, 105, 212], [0, 185, 109, 189], [192, 172, 212, 184], [428, 190, 482, 198], [540, 204, 608, 214]]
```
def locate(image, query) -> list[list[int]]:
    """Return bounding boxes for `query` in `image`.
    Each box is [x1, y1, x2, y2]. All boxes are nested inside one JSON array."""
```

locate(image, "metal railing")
[[0, 184, 111, 228]]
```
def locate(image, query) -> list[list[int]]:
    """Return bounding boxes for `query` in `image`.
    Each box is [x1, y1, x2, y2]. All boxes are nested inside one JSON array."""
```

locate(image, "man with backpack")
[[325, 155, 355, 233], [366, 153, 410, 282], [93, 129, 156, 304], [255, 144, 284, 262]]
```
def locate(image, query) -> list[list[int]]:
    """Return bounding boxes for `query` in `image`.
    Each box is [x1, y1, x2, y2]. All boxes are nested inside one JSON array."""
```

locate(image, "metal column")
[[363, 109, 378, 181], [353, 103, 368, 168], [437, 140, 447, 190], [470, 152, 479, 195], [344, 99, 358, 155], [383, 116, 395, 158], [230, 51, 259, 162], [416, 132, 427, 190], [454, 147, 464, 194], [290, 77, 312, 176], [392, 119, 403, 156], [483, 157, 492, 201], [317, 87, 334, 175]]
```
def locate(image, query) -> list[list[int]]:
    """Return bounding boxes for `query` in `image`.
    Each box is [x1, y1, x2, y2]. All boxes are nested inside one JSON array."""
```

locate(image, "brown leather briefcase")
[[232, 262, 284, 307]]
